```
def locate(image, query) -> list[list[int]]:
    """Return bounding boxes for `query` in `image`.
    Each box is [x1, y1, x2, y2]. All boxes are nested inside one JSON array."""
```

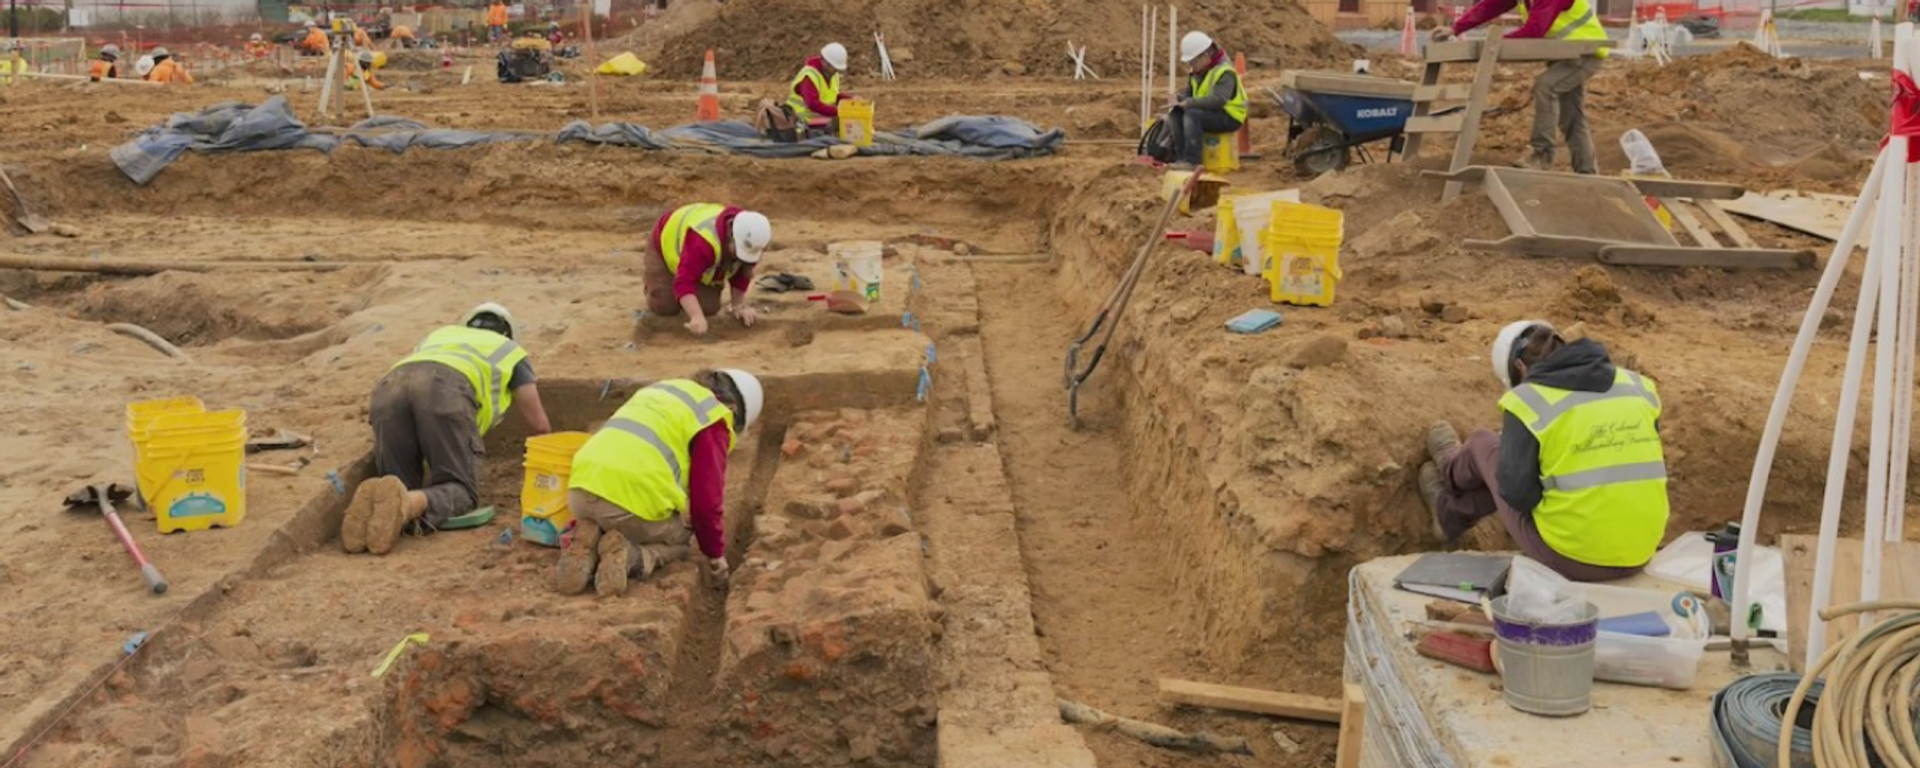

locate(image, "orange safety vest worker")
[[147, 58, 193, 85], [486, 2, 509, 26], [89, 59, 118, 81], [303, 28, 331, 54]]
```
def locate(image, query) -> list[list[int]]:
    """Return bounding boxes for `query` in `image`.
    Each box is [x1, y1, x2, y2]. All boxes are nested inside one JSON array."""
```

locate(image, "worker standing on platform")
[[145, 47, 193, 85], [554, 370, 763, 597], [90, 44, 121, 81], [1418, 321, 1667, 582], [644, 203, 771, 336], [342, 303, 553, 556], [487, 0, 511, 43], [1164, 31, 1247, 171], [1433, 0, 1608, 173], [785, 42, 848, 132]]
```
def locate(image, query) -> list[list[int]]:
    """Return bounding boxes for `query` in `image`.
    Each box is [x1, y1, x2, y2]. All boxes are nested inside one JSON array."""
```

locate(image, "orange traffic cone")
[[1399, 8, 1418, 58], [1234, 52, 1251, 156], [696, 49, 721, 122]]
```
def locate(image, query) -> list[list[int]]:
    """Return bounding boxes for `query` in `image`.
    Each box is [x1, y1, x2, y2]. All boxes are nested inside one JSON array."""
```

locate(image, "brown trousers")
[[643, 241, 724, 318], [369, 363, 482, 528], [1436, 429, 1642, 582], [568, 488, 693, 571]]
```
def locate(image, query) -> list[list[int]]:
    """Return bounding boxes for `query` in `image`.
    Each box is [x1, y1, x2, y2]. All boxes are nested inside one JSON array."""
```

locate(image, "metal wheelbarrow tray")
[[1276, 70, 1419, 175]]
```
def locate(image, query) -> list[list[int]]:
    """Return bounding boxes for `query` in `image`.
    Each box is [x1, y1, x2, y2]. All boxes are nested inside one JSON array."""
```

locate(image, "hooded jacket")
[[1495, 338, 1652, 514]]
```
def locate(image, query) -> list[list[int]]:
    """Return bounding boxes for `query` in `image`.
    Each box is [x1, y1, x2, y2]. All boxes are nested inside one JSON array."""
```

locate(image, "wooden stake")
[[1167, 4, 1177, 100], [1334, 684, 1366, 768], [583, 3, 599, 119]]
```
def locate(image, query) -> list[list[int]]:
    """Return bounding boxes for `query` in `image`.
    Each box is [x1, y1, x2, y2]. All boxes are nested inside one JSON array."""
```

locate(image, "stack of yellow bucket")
[[520, 431, 592, 546], [126, 396, 248, 533], [1262, 202, 1346, 307], [839, 99, 876, 147]]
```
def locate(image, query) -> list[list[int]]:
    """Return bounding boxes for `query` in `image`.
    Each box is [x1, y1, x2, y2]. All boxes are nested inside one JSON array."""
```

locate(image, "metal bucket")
[[1492, 596, 1599, 717]]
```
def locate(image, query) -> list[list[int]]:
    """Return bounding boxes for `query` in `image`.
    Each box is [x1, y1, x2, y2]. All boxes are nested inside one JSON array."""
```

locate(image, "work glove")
[[707, 556, 731, 588]]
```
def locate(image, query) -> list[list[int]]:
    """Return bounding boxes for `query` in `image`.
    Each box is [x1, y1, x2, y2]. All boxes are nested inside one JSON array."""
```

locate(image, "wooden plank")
[[1402, 114, 1463, 134], [1423, 37, 1603, 63], [1156, 678, 1343, 724], [1411, 83, 1473, 102], [1622, 177, 1747, 200], [1783, 535, 1920, 672], [1278, 69, 1418, 99], [1663, 199, 1720, 248], [1597, 245, 1815, 270], [1697, 200, 1761, 249], [1443, 29, 1503, 202], [1334, 684, 1366, 768], [1400, 61, 1445, 159], [1721, 190, 1857, 242]]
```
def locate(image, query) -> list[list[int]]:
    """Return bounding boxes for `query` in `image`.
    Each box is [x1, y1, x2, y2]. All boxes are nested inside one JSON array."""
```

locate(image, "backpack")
[[1138, 116, 1176, 163]]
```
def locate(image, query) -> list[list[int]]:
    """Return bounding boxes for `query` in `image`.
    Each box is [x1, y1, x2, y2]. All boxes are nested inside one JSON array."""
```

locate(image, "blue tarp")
[[111, 96, 1065, 185]]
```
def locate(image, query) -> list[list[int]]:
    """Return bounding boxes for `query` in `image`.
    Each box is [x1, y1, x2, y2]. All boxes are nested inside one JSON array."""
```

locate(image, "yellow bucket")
[[140, 409, 247, 533], [521, 431, 591, 546], [1202, 132, 1241, 174], [126, 396, 208, 501], [1263, 202, 1345, 308], [838, 99, 876, 147], [1214, 189, 1242, 269]]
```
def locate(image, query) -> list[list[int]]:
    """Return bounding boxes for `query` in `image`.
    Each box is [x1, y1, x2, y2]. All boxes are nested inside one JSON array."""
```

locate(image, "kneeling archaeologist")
[[554, 369, 764, 597], [1418, 321, 1668, 581], [343, 303, 553, 555]]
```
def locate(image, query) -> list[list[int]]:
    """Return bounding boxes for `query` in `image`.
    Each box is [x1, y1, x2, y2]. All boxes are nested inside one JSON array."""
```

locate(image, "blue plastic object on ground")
[[1225, 309, 1283, 334]]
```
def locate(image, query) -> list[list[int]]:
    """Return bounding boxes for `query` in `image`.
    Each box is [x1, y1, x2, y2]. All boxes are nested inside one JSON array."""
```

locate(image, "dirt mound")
[[633, 0, 1355, 79]]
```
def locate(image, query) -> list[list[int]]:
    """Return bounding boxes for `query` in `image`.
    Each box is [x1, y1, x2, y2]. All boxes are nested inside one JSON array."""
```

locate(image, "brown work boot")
[[1512, 151, 1553, 171], [552, 519, 601, 596], [1419, 463, 1451, 541], [594, 533, 631, 598], [1426, 422, 1461, 465], [361, 477, 414, 555], [340, 477, 382, 553]]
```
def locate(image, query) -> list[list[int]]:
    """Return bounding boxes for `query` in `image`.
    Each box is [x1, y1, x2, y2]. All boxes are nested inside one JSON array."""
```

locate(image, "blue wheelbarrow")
[[1274, 71, 1419, 176]]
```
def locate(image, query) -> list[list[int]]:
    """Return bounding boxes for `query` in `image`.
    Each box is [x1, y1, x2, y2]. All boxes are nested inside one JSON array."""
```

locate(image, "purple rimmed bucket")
[[1491, 596, 1599, 717]]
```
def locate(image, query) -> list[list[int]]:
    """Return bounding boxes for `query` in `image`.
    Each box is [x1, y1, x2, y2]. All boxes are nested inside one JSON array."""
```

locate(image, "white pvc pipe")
[[1805, 166, 1889, 663], [1891, 157, 1918, 544], [1731, 148, 1890, 646], [1168, 5, 1178, 101], [1861, 134, 1908, 611]]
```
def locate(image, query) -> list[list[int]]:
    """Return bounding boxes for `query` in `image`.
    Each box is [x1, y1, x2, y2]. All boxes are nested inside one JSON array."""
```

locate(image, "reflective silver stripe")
[[417, 338, 522, 429], [1541, 461, 1667, 492], [1550, 7, 1595, 38], [1512, 376, 1658, 431], [604, 417, 683, 485], [647, 383, 724, 421]]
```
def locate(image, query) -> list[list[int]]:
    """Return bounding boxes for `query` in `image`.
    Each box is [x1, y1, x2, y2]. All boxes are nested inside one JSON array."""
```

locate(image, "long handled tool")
[[64, 483, 168, 594], [0, 165, 51, 234], [1063, 170, 1200, 428]]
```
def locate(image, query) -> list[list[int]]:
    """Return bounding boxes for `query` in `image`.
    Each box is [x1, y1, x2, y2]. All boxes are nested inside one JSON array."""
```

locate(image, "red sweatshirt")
[[685, 422, 731, 559], [794, 56, 839, 118], [651, 207, 757, 299], [1452, 0, 1566, 38]]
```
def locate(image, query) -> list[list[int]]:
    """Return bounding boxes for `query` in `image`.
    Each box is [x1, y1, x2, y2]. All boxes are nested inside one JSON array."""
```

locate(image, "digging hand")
[[733, 305, 758, 327], [707, 556, 730, 588], [685, 315, 709, 336]]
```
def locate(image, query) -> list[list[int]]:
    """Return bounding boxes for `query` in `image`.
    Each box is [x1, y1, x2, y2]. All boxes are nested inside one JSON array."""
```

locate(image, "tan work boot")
[[1419, 463, 1451, 541], [362, 478, 415, 555], [1512, 151, 1553, 171], [1426, 422, 1461, 465], [552, 519, 601, 596], [595, 533, 632, 598], [340, 477, 383, 553]]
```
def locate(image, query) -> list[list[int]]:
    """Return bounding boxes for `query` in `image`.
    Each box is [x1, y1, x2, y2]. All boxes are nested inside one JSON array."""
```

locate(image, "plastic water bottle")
[[1620, 129, 1666, 177]]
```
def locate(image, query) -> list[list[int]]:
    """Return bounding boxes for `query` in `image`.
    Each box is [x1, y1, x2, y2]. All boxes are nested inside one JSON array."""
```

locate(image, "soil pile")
[[632, 0, 1356, 79]]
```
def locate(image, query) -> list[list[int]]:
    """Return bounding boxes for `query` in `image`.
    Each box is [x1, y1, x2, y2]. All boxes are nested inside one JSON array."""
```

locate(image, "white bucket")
[[829, 241, 884, 303], [1231, 189, 1304, 276]]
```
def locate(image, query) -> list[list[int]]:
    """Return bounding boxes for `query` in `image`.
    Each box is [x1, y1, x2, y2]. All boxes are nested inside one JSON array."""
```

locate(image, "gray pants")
[[1531, 58, 1603, 175], [1169, 104, 1243, 165], [568, 488, 693, 571], [1435, 429, 1642, 582], [370, 362, 482, 528]]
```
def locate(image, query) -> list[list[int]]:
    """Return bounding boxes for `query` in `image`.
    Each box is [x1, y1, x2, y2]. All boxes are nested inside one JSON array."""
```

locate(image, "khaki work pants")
[[1530, 57, 1603, 175], [567, 488, 693, 572]]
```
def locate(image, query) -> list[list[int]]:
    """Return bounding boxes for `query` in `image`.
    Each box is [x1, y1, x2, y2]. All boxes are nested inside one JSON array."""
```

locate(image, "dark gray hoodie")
[[1495, 338, 1643, 514]]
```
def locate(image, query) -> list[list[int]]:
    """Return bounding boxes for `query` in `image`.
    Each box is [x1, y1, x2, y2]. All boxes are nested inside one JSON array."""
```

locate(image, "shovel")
[[0, 165, 51, 235], [64, 483, 169, 594]]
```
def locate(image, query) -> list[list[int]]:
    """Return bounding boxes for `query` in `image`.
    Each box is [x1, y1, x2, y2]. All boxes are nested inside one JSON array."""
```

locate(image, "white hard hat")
[[151, 46, 170, 58], [134, 55, 155, 76], [100, 44, 120, 58], [305, 20, 317, 27], [821, 42, 848, 71], [1180, 31, 1215, 64], [731, 211, 771, 264], [717, 369, 764, 434], [250, 33, 262, 41], [462, 301, 517, 339], [1491, 320, 1555, 389]]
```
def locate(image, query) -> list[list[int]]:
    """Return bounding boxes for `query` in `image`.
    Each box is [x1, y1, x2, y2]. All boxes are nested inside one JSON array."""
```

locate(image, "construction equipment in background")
[[64, 483, 169, 594], [1063, 170, 1199, 428], [498, 37, 557, 83]]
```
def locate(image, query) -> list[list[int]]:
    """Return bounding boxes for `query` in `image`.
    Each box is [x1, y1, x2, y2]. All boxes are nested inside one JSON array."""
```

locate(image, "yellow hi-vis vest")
[[393, 325, 527, 437], [1498, 368, 1667, 567], [786, 62, 841, 123], [569, 380, 736, 521], [660, 203, 738, 287], [1522, 0, 1611, 58], [1189, 61, 1249, 123]]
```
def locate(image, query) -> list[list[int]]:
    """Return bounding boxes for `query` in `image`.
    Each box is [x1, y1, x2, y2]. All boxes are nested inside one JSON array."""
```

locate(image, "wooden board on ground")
[[1781, 534, 1920, 672], [1721, 190, 1857, 243], [1156, 678, 1342, 724]]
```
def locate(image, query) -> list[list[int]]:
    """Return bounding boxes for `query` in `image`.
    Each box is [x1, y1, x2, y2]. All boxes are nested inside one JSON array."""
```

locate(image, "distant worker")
[[299, 22, 331, 55], [351, 21, 372, 51], [546, 21, 565, 46], [1418, 321, 1667, 582], [345, 50, 387, 90], [90, 44, 121, 81], [391, 23, 417, 49], [785, 42, 848, 133], [1434, 0, 1607, 173], [1164, 31, 1246, 171], [554, 369, 764, 596], [486, 0, 510, 42], [145, 47, 193, 85], [244, 33, 271, 58], [0, 42, 24, 83], [645, 203, 771, 336], [342, 303, 553, 556]]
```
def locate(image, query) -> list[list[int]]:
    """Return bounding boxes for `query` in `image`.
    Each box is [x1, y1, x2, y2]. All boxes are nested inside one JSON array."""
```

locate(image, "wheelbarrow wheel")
[[1293, 136, 1350, 176]]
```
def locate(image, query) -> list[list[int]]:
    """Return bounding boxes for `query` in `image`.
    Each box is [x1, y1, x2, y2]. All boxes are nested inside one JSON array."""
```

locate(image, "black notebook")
[[1393, 552, 1513, 603]]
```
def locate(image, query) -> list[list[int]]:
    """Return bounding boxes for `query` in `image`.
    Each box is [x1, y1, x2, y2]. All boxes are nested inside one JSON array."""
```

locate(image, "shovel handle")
[[141, 563, 169, 594]]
